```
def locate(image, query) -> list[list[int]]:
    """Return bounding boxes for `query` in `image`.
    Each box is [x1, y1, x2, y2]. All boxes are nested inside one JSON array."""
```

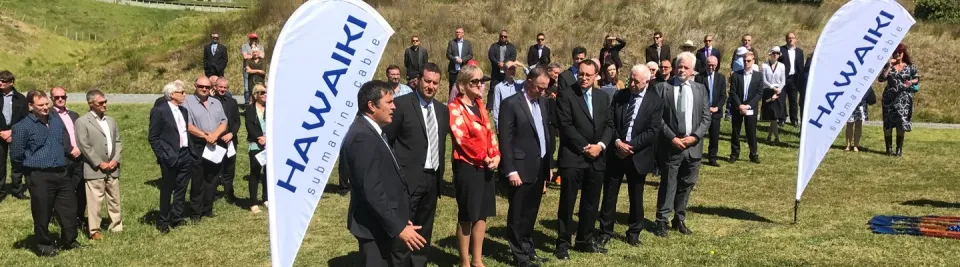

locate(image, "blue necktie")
[[708, 73, 714, 105], [584, 90, 593, 118], [530, 100, 546, 157]]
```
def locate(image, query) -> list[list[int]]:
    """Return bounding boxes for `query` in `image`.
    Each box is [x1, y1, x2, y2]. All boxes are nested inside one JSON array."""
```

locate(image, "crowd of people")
[[340, 27, 920, 267]]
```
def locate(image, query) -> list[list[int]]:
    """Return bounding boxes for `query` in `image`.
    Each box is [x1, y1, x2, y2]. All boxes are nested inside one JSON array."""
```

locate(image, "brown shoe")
[[90, 231, 103, 241]]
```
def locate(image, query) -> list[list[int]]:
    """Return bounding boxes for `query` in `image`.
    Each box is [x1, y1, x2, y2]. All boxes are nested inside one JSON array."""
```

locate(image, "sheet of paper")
[[745, 108, 755, 116], [202, 144, 226, 164], [226, 142, 236, 158], [254, 150, 267, 166]]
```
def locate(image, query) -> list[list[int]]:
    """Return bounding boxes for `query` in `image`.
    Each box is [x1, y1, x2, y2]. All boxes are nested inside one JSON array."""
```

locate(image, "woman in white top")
[[760, 46, 786, 143]]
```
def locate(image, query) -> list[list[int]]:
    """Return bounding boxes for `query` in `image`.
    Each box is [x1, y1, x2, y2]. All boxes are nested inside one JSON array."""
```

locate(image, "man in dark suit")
[[50, 87, 84, 229], [214, 78, 241, 203], [597, 65, 663, 248], [695, 35, 722, 75], [148, 80, 192, 234], [645, 31, 671, 66], [653, 52, 712, 237], [599, 34, 627, 70], [446, 27, 473, 91], [382, 63, 449, 267], [404, 35, 429, 82], [654, 59, 674, 85], [554, 59, 613, 259], [694, 56, 727, 166], [342, 80, 426, 267], [487, 30, 518, 106], [498, 67, 553, 267], [0, 70, 29, 200], [557, 46, 587, 93], [728, 53, 763, 164], [779, 32, 805, 125], [527, 33, 552, 67], [203, 33, 228, 77]]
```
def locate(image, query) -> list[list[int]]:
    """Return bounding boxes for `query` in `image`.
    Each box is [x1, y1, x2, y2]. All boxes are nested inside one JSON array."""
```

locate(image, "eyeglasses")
[[196, 85, 212, 89], [53, 96, 67, 100], [500, 35, 508, 38], [0, 79, 11, 83], [256, 91, 266, 95], [537, 38, 545, 41], [704, 39, 713, 42], [468, 79, 482, 86], [653, 36, 662, 39], [412, 39, 419, 42], [94, 100, 107, 105]]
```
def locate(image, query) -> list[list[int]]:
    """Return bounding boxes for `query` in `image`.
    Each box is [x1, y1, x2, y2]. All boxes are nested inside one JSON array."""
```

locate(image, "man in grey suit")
[[653, 52, 711, 238], [446, 27, 473, 92], [75, 90, 123, 241]]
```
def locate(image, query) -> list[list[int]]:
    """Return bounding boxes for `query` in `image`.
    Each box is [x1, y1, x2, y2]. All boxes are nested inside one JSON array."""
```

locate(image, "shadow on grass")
[[688, 206, 773, 223], [900, 199, 960, 209], [611, 211, 658, 235], [139, 210, 161, 226], [828, 144, 887, 156], [13, 235, 42, 256], [436, 232, 512, 265], [487, 226, 553, 255], [327, 251, 359, 267], [144, 177, 162, 189]]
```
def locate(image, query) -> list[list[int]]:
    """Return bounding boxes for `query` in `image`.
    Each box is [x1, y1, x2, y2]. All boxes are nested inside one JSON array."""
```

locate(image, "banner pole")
[[793, 199, 800, 224]]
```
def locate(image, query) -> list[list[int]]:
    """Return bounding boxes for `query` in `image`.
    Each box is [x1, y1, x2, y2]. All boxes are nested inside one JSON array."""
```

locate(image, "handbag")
[[864, 87, 877, 105], [910, 83, 919, 92]]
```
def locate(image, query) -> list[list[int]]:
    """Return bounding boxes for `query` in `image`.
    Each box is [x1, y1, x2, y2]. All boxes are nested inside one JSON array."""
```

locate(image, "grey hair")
[[547, 62, 563, 71], [676, 52, 697, 68], [645, 61, 659, 69], [86, 89, 105, 103], [162, 80, 185, 100], [630, 64, 652, 80]]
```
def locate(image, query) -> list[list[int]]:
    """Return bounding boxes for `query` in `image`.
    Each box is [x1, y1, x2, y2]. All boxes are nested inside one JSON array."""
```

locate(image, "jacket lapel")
[[517, 95, 539, 146], [410, 96, 427, 139], [88, 115, 105, 136], [360, 117, 408, 190], [574, 88, 593, 122]]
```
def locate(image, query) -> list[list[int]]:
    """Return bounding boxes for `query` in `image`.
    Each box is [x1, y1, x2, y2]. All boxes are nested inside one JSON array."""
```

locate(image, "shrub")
[[915, 0, 960, 24]]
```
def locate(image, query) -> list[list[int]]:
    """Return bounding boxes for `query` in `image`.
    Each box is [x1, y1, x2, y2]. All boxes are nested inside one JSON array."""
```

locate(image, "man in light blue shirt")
[[386, 65, 413, 97], [492, 62, 525, 127]]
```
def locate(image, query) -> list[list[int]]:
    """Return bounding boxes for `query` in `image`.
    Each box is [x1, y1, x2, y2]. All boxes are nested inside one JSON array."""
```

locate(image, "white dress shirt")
[[624, 89, 646, 142], [787, 47, 797, 75], [762, 62, 786, 90], [168, 102, 189, 148], [674, 81, 694, 136], [417, 93, 439, 170], [92, 111, 113, 155], [743, 70, 754, 102]]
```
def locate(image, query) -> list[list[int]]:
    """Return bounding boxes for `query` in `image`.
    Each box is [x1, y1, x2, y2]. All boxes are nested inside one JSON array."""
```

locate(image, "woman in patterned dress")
[[878, 44, 919, 157], [844, 98, 867, 152], [448, 65, 500, 267]]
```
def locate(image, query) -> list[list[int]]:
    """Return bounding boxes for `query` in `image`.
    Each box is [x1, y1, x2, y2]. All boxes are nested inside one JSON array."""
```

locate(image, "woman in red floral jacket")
[[448, 64, 500, 267]]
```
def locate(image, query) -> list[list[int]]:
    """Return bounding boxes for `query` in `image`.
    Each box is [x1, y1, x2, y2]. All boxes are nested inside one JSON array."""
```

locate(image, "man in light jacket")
[[75, 90, 123, 240]]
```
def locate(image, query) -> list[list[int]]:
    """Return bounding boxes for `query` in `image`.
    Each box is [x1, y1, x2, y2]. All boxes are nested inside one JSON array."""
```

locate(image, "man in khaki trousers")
[[74, 90, 122, 240]]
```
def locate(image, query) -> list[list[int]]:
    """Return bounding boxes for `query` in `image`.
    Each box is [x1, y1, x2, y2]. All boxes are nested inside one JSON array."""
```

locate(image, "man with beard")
[[386, 65, 414, 97]]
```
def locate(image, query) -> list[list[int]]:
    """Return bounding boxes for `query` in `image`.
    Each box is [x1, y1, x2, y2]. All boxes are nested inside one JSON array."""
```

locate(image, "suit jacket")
[[526, 44, 552, 67], [203, 41, 229, 75], [148, 102, 192, 167], [695, 72, 727, 118], [75, 112, 122, 179], [446, 39, 474, 74], [609, 88, 663, 174], [729, 69, 764, 111], [655, 81, 711, 159], [498, 93, 554, 183], [556, 86, 614, 170], [644, 44, 672, 66], [60, 109, 81, 165], [217, 95, 241, 145], [779, 45, 805, 78], [342, 116, 410, 241], [558, 68, 577, 93], [599, 38, 627, 69], [0, 88, 28, 131], [245, 104, 265, 146], [488, 42, 518, 76], [404, 46, 429, 78], [382, 93, 449, 194], [695, 47, 723, 74]]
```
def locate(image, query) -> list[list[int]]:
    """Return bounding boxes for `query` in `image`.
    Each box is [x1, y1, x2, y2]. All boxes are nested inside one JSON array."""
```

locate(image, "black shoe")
[[727, 156, 738, 164], [574, 240, 607, 254], [672, 220, 692, 235], [884, 135, 893, 156], [37, 246, 58, 257], [626, 235, 641, 247], [61, 241, 81, 250], [749, 155, 761, 164], [532, 254, 549, 263], [596, 235, 611, 249], [338, 187, 350, 196], [203, 212, 217, 218], [171, 220, 184, 229], [895, 135, 904, 157], [706, 159, 720, 167], [13, 191, 28, 200], [654, 221, 669, 237], [517, 260, 540, 267], [158, 225, 171, 234], [553, 246, 570, 260], [191, 216, 202, 223]]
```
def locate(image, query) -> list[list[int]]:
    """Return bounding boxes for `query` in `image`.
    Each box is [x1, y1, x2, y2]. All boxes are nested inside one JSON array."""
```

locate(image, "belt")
[[423, 169, 437, 174]]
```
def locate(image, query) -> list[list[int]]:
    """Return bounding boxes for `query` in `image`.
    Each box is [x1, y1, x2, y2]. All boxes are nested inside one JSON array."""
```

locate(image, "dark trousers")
[[358, 237, 406, 267], [67, 159, 85, 222], [448, 71, 459, 93], [556, 167, 603, 248], [655, 153, 701, 222], [190, 159, 221, 217], [159, 149, 192, 227], [247, 150, 267, 204], [730, 113, 758, 158], [0, 141, 25, 194], [785, 75, 800, 123], [217, 151, 236, 199], [599, 159, 647, 239], [707, 116, 722, 160], [27, 167, 77, 251], [507, 165, 547, 263], [397, 169, 439, 267]]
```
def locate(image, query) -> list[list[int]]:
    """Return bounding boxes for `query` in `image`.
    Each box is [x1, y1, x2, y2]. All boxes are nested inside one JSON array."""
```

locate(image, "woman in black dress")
[[878, 44, 919, 157], [760, 47, 786, 143], [246, 50, 266, 93]]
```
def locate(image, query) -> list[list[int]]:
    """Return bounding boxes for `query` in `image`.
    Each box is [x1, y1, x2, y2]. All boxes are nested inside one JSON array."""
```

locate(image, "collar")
[[570, 66, 579, 73], [362, 114, 384, 136], [523, 90, 538, 103], [632, 87, 647, 98], [167, 101, 181, 110], [455, 38, 463, 43], [27, 113, 48, 124], [90, 111, 107, 121], [416, 91, 432, 108], [1, 90, 13, 97], [54, 106, 69, 114]]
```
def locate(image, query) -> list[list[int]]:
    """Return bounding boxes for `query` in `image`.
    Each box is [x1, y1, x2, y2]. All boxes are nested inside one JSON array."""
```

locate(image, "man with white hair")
[[597, 64, 664, 248], [694, 56, 727, 167], [148, 80, 191, 234], [645, 62, 659, 87], [653, 52, 711, 238]]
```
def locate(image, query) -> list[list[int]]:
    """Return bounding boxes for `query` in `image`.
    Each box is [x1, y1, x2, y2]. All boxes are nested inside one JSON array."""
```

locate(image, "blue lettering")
[[854, 46, 872, 65], [293, 137, 318, 162], [302, 91, 333, 130], [824, 91, 844, 109], [323, 69, 347, 96], [867, 11, 894, 38], [834, 61, 857, 87], [278, 159, 306, 193], [808, 105, 831, 128]]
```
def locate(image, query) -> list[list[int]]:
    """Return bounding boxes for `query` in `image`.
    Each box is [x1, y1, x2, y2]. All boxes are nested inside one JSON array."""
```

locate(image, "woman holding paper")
[[448, 64, 499, 267], [879, 44, 919, 157], [760, 46, 786, 143], [245, 84, 268, 213]]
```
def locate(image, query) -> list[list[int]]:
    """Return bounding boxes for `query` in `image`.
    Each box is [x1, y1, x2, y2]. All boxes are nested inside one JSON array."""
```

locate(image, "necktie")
[[708, 74, 714, 105], [744, 74, 751, 101], [212, 44, 217, 55], [584, 90, 593, 118], [425, 104, 439, 169], [530, 100, 546, 157], [677, 84, 687, 135], [625, 95, 640, 135], [706, 48, 711, 58]]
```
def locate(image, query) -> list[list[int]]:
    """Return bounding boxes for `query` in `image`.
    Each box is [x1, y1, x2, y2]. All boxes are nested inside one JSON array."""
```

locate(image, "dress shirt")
[[10, 114, 66, 169], [507, 91, 547, 178], [92, 111, 114, 155], [674, 81, 694, 136], [54, 106, 77, 148], [2, 91, 12, 125], [168, 101, 189, 148], [582, 88, 606, 149], [624, 89, 646, 142], [538, 45, 543, 58], [498, 44, 506, 63], [395, 84, 414, 97], [183, 95, 227, 133], [492, 80, 524, 125], [787, 47, 797, 75], [456, 39, 464, 71], [417, 93, 439, 170], [707, 72, 715, 104], [705, 47, 712, 58], [743, 70, 753, 102], [211, 43, 218, 55]]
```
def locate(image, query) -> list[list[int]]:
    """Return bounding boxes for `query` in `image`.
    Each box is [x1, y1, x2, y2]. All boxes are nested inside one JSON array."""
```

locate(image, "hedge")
[[915, 0, 960, 24]]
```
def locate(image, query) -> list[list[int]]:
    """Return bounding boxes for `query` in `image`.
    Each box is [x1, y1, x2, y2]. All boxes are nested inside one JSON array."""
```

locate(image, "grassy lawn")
[[0, 103, 957, 266]]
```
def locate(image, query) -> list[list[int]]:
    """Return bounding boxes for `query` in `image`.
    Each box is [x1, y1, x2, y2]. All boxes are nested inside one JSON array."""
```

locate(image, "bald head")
[[195, 76, 212, 98], [707, 56, 718, 73]]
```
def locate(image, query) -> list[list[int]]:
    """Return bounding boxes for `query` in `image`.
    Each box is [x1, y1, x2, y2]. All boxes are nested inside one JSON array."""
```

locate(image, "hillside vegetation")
[[7, 0, 960, 123]]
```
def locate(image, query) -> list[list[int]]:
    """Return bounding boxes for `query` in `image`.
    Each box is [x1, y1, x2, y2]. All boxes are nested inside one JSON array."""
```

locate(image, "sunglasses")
[[94, 100, 107, 105], [53, 96, 67, 100], [537, 38, 545, 41], [468, 79, 483, 85], [0, 79, 11, 83], [256, 91, 267, 95], [704, 40, 713, 42], [196, 85, 212, 89], [412, 39, 420, 42], [500, 35, 508, 38]]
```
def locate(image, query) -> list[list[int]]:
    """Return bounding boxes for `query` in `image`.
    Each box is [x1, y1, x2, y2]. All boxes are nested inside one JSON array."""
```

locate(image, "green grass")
[[0, 103, 957, 266], [0, 0, 189, 40]]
